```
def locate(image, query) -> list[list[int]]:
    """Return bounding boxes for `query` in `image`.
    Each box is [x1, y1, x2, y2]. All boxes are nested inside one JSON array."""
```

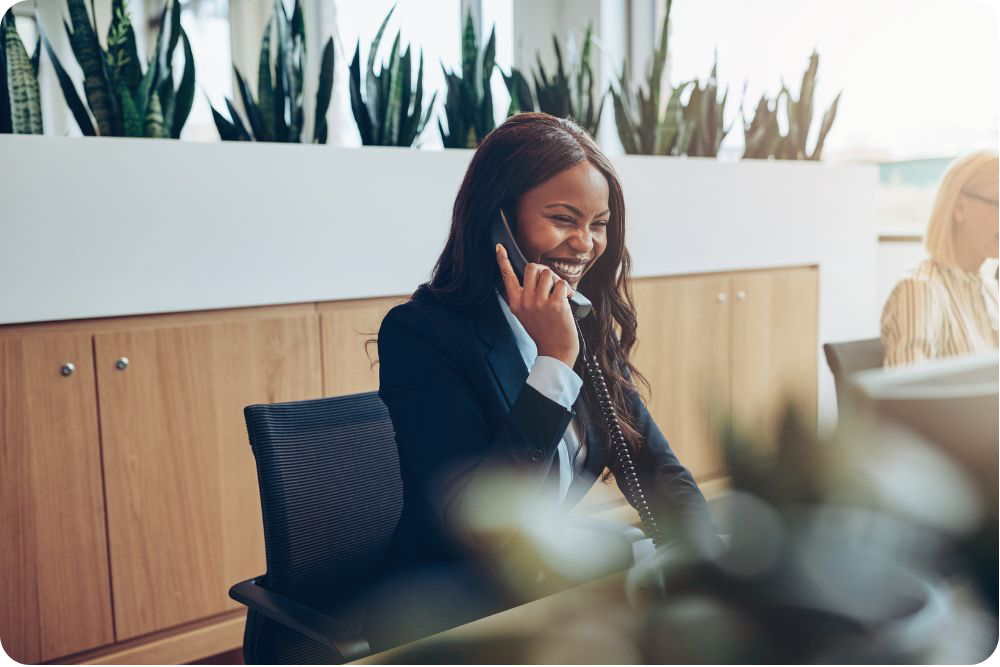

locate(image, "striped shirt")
[[881, 259, 999, 368]]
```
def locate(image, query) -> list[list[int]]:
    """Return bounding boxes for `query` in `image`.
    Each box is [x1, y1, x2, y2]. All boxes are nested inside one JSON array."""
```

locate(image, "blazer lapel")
[[472, 294, 528, 409]]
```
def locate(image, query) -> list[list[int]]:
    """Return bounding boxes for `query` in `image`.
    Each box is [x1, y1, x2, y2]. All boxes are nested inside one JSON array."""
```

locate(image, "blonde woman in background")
[[881, 151, 999, 367]]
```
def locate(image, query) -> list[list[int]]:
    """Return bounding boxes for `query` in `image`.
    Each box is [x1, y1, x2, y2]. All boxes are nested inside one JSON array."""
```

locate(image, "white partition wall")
[[0, 135, 878, 429]]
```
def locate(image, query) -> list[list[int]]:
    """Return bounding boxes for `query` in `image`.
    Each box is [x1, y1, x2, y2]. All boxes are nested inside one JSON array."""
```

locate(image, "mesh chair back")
[[823, 338, 885, 412], [244, 391, 403, 603]]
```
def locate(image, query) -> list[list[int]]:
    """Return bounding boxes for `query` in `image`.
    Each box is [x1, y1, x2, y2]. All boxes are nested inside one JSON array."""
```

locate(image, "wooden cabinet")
[[631, 274, 732, 480], [0, 334, 114, 663], [0, 268, 816, 663], [94, 314, 322, 640], [631, 267, 818, 481], [318, 297, 404, 396], [730, 268, 819, 447]]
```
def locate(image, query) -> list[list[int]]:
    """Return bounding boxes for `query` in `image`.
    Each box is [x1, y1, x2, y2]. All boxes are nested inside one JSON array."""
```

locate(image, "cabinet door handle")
[[737, 290, 746, 301], [716, 292, 727, 303], [116, 357, 129, 371], [61, 362, 75, 377]]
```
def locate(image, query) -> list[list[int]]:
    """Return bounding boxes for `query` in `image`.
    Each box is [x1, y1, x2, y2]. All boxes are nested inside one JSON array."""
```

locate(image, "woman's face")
[[513, 161, 610, 288], [954, 180, 1000, 261]]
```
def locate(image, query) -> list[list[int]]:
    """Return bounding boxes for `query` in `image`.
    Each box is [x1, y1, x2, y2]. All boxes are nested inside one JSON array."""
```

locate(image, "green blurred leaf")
[[171, 28, 195, 138], [39, 24, 96, 135], [312, 36, 333, 143]]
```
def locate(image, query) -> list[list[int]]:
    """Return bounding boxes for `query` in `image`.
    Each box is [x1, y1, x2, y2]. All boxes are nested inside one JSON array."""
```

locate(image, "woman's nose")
[[567, 228, 593, 252]]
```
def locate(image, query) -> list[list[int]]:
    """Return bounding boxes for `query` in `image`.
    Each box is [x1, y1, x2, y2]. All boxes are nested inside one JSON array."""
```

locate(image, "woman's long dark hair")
[[429, 112, 651, 469]]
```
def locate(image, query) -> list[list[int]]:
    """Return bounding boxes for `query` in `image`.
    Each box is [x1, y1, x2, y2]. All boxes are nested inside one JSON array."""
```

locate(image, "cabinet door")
[[0, 334, 114, 662], [318, 296, 404, 396], [94, 315, 322, 640], [631, 275, 732, 481], [730, 268, 819, 448]]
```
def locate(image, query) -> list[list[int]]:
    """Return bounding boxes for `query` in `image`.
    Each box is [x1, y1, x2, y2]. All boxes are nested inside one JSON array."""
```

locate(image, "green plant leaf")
[[208, 94, 241, 141], [66, 0, 114, 135], [1, 10, 14, 133], [461, 9, 475, 86], [348, 42, 372, 144], [312, 36, 334, 143], [394, 44, 411, 144], [114, 76, 142, 135], [30, 33, 40, 78], [257, 19, 274, 140], [170, 28, 194, 138], [159, 0, 181, 87], [108, 0, 141, 91], [809, 90, 841, 160], [366, 6, 394, 143], [144, 89, 165, 137], [39, 25, 95, 135], [4, 14, 43, 134], [224, 96, 252, 141], [234, 67, 265, 141], [377, 32, 401, 144]]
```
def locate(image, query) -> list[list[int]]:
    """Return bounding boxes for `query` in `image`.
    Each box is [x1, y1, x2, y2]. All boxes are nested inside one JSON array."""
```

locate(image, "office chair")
[[230, 391, 648, 663], [823, 337, 885, 414], [230, 392, 402, 664]]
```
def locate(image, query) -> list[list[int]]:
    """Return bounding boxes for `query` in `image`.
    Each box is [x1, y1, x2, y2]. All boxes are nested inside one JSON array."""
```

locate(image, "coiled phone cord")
[[575, 320, 664, 547]]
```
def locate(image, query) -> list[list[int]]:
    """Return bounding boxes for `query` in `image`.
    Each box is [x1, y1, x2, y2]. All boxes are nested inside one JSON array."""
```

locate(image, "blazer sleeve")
[[609, 365, 719, 545], [377, 302, 575, 548]]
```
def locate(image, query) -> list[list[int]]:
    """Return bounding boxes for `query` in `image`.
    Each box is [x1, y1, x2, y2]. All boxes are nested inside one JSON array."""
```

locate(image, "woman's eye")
[[592, 221, 609, 228], [551, 216, 574, 224]]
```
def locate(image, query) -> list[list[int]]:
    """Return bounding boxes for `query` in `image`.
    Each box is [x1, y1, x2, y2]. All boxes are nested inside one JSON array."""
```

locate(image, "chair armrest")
[[229, 577, 370, 662]]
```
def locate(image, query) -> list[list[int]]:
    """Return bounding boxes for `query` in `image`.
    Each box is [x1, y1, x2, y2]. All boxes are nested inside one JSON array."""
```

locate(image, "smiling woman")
[[368, 112, 718, 649]]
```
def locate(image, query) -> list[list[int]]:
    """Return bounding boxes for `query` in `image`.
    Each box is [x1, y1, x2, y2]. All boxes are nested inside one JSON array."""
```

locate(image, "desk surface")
[[353, 571, 633, 664]]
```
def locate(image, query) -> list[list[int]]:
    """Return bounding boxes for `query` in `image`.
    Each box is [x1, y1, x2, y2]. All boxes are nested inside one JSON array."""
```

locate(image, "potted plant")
[[211, 0, 334, 143], [41, 0, 194, 138], [348, 6, 437, 147]]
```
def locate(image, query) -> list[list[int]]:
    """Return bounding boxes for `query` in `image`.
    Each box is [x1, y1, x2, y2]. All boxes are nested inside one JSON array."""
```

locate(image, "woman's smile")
[[541, 256, 590, 284]]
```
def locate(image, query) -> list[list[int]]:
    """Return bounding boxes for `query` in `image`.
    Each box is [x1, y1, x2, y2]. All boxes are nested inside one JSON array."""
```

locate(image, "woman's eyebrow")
[[543, 203, 611, 217]]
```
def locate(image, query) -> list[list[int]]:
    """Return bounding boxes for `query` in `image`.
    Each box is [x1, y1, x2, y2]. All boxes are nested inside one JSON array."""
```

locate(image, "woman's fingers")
[[551, 277, 570, 301], [495, 244, 522, 307], [534, 266, 555, 305]]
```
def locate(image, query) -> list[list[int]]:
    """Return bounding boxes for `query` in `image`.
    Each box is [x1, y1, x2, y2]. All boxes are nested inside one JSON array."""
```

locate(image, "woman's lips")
[[543, 258, 587, 283]]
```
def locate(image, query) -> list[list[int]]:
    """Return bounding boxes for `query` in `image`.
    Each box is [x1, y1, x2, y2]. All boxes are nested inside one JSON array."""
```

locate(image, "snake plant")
[[684, 55, 732, 157], [741, 90, 780, 159], [775, 51, 841, 160], [611, 0, 696, 155], [41, 0, 193, 138], [1, 8, 42, 134], [439, 9, 496, 148], [741, 52, 841, 160], [349, 6, 436, 146], [211, 0, 333, 143], [503, 24, 605, 138]]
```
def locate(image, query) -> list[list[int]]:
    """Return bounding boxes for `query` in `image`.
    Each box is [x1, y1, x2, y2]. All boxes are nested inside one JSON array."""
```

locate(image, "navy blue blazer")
[[375, 283, 714, 577]]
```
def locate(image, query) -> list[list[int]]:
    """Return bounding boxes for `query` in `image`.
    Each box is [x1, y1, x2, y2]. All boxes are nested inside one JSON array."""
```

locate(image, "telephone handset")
[[492, 209, 663, 546], [492, 210, 593, 319]]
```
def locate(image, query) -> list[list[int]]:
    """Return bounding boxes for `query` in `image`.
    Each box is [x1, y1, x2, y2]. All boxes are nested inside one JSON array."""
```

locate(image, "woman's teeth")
[[546, 260, 584, 277]]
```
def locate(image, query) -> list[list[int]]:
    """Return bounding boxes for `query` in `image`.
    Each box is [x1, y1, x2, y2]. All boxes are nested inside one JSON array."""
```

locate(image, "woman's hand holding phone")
[[496, 243, 580, 368]]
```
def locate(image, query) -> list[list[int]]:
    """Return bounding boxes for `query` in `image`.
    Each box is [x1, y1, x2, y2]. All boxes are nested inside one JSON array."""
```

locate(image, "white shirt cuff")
[[526, 356, 583, 409]]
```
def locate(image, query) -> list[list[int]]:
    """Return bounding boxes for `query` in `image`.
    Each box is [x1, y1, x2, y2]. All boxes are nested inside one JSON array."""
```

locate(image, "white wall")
[[0, 135, 878, 433]]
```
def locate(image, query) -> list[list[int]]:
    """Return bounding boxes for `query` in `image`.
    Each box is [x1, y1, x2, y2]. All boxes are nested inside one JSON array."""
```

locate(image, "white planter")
[[0, 135, 878, 429]]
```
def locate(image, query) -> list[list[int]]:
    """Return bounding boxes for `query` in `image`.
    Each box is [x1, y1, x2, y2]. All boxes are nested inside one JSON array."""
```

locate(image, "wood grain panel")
[[318, 296, 405, 396], [1, 334, 114, 662], [94, 315, 321, 640], [729, 267, 819, 448], [630, 275, 732, 481], [65, 611, 245, 665]]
